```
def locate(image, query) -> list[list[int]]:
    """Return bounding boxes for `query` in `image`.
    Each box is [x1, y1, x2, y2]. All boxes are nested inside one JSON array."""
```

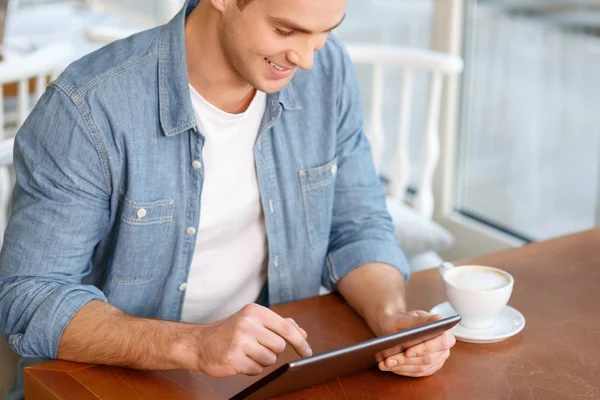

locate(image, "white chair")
[[0, 42, 74, 139], [0, 136, 13, 246], [0, 42, 73, 237], [346, 44, 463, 271]]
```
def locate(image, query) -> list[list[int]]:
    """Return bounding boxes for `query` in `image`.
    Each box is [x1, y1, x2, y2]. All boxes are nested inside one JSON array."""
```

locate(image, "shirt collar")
[[157, 0, 301, 137]]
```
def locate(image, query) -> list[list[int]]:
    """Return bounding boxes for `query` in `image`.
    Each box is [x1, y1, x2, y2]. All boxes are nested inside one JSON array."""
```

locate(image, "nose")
[[287, 34, 328, 71], [286, 48, 314, 71]]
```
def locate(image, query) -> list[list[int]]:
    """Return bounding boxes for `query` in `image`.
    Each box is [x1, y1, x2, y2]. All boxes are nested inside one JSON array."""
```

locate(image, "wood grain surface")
[[25, 228, 600, 399]]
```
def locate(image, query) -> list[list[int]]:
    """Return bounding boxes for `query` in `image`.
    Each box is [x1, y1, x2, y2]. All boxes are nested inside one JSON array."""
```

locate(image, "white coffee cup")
[[439, 262, 514, 330]]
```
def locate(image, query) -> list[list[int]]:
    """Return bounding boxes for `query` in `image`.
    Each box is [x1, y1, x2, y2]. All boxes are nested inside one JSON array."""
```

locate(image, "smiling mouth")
[[265, 58, 287, 71]]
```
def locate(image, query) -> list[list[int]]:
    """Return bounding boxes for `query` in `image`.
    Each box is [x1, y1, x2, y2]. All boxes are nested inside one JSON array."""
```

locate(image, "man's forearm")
[[58, 300, 197, 370], [337, 263, 407, 336]]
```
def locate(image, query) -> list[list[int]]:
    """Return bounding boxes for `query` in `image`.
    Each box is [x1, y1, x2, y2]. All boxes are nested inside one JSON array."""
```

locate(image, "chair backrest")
[[0, 42, 73, 243], [0, 136, 13, 246], [345, 44, 463, 219], [0, 42, 74, 139]]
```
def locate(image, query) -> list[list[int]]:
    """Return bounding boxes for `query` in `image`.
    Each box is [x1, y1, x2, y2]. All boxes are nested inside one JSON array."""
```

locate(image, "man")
[[0, 0, 455, 395]]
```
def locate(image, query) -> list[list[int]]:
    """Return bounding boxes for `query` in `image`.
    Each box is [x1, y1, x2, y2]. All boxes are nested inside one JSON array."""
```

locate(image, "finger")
[[378, 350, 448, 371], [244, 340, 278, 367], [393, 314, 429, 331], [388, 355, 448, 377], [405, 332, 456, 358], [261, 309, 313, 358], [286, 318, 308, 340], [391, 313, 440, 333], [238, 355, 265, 376], [256, 326, 288, 355], [410, 311, 444, 322], [409, 310, 431, 317], [394, 357, 447, 377]]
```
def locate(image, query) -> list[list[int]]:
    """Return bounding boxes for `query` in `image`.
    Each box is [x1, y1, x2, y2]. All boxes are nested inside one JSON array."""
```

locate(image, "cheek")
[[246, 30, 288, 58]]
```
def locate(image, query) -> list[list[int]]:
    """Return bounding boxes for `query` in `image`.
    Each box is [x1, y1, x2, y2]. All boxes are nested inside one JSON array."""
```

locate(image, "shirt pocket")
[[298, 157, 338, 247], [109, 193, 175, 285]]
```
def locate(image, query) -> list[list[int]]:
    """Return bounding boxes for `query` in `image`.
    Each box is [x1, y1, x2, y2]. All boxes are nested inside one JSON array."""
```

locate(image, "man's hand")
[[375, 310, 456, 377], [336, 263, 455, 378], [192, 304, 312, 378], [59, 301, 310, 377]]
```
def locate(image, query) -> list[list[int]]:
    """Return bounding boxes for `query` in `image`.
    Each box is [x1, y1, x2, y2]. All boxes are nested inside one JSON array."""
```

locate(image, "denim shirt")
[[0, 0, 409, 361]]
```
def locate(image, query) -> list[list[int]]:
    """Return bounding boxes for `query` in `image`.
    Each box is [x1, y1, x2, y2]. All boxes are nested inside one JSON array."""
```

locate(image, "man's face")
[[216, 0, 347, 93]]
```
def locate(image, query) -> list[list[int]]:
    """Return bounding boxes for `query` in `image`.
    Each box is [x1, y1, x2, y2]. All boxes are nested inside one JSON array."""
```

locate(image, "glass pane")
[[336, 0, 434, 187], [457, 0, 600, 241]]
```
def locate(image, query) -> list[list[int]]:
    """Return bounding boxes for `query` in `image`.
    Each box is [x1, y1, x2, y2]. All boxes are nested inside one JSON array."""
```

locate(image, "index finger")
[[285, 318, 308, 340], [260, 310, 313, 358]]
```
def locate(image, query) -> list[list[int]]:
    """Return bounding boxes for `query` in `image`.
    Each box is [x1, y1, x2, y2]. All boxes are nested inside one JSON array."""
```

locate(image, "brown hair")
[[237, 0, 253, 10]]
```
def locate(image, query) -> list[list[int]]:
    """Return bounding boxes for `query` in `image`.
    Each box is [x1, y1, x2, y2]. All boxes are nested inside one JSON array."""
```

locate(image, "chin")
[[253, 76, 294, 94], [243, 66, 295, 94]]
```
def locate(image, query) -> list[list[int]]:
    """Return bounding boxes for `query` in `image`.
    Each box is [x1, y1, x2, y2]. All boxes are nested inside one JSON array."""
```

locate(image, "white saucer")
[[429, 302, 526, 344]]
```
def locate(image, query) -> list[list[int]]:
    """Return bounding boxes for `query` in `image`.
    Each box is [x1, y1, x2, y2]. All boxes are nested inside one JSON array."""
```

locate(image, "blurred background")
[[1, 0, 599, 395]]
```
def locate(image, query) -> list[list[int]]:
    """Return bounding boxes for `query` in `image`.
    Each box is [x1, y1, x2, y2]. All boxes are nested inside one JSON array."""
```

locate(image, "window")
[[456, 0, 600, 241]]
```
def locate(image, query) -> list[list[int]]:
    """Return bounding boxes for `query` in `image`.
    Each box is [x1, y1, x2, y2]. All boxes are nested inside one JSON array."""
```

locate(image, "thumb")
[[410, 310, 431, 318], [392, 314, 430, 331], [392, 312, 440, 331], [410, 310, 444, 323]]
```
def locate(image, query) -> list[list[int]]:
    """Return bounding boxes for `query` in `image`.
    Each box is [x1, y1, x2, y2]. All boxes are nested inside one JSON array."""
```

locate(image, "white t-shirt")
[[180, 85, 268, 324]]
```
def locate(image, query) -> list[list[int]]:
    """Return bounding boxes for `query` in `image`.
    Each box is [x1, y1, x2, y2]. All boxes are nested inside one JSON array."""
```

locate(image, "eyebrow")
[[268, 13, 346, 34]]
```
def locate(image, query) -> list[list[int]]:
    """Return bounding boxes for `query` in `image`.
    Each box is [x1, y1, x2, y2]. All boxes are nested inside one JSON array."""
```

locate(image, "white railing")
[[0, 137, 13, 246], [0, 42, 73, 242], [346, 44, 463, 219], [0, 42, 74, 137]]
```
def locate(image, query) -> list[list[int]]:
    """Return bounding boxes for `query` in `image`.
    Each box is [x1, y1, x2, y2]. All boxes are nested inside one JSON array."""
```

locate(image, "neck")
[[185, 2, 256, 114]]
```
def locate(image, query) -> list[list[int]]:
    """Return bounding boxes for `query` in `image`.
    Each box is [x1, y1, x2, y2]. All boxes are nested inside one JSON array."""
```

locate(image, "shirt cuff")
[[324, 239, 410, 290], [8, 285, 107, 359]]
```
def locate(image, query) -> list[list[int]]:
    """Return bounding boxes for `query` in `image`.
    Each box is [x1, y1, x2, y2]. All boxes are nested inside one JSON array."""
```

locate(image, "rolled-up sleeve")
[[0, 84, 109, 359], [322, 43, 410, 290]]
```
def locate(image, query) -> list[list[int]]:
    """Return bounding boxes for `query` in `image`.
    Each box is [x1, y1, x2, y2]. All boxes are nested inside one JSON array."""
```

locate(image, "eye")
[[274, 28, 296, 38]]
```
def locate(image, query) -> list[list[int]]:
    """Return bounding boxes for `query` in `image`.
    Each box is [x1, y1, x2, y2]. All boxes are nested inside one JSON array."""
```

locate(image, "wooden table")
[[25, 229, 600, 399]]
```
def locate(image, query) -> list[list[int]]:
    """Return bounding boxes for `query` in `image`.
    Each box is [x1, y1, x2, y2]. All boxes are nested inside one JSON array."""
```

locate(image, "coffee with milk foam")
[[448, 267, 510, 291]]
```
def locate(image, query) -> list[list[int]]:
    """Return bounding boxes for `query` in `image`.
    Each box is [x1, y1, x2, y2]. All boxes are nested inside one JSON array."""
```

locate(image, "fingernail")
[[387, 359, 398, 367], [305, 347, 313, 357]]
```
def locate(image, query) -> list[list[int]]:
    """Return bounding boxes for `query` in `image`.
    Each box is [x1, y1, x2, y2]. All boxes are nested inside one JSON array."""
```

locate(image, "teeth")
[[266, 59, 285, 71]]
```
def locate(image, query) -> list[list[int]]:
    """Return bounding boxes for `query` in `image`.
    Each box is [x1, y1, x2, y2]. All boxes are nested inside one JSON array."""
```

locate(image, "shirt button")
[[178, 282, 188, 291], [331, 165, 338, 176], [192, 160, 202, 170], [186, 227, 196, 235], [136, 208, 147, 219]]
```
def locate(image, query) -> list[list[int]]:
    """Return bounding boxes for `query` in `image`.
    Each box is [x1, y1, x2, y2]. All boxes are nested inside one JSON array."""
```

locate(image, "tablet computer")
[[230, 314, 461, 400]]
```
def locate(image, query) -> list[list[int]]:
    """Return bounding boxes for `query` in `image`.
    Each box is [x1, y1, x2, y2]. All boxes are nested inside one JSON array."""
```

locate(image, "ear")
[[209, 0, 227, 13]]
